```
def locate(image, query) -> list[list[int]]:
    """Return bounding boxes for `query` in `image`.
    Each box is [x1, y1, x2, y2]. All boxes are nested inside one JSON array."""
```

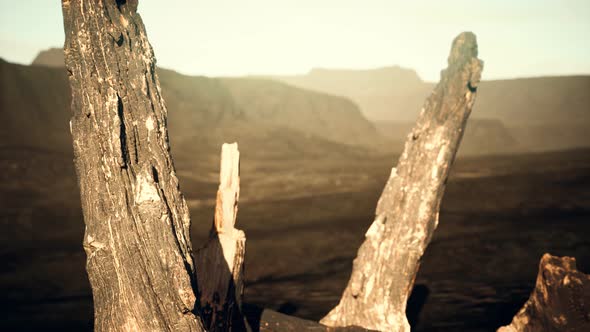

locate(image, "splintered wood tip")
[[215, 143, 240, 233], [447, 31, 480, 69], [219, 142, 240, 187]]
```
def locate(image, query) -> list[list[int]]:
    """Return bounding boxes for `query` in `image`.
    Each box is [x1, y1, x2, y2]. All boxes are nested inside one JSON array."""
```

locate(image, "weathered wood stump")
[[498, 254, 590, 332], [195, 143, 248, 331], [62, 1, 204, 330], [321, 32, 484, 331]]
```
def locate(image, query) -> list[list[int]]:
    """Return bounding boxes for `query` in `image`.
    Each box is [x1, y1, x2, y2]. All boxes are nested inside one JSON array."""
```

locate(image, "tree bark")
[[62, 1, 205, 331], [498, 254, 590, 332], [195, 143, 248, 331], [321, 32, 483, 331]]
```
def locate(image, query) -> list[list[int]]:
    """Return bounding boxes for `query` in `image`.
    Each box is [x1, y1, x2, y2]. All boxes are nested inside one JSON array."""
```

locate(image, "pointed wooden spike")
[[196, 142, 248, 332], [215, 142, 240, 234], [321, 32, 484, 332]]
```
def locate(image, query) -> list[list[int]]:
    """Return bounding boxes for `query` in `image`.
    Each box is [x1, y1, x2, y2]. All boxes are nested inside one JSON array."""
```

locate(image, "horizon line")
[[3, 52, 590, 83]]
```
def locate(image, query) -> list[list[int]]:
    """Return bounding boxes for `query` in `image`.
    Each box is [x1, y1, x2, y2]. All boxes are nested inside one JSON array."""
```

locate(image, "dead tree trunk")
[[195, 143, 248, 331], [62, 1, 204, 331], [321, 32, 483, 331], [498, 254, 590, 332]]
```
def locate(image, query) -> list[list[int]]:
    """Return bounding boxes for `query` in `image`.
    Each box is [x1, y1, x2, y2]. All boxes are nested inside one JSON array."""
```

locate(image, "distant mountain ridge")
[[273, 67, 590, 152], [274, 67, 590, 123], [274, 66, 428, 123], [31, 47, 65, 68], [3, 47, 588, 157], [2, 53, 380, 160], [280, 66, 424, 95]]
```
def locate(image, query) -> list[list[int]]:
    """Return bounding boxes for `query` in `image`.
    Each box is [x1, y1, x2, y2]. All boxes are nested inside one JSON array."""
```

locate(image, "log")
[[62, 1, 204, 330], [321, 32, 484, 331], [195, 143, 248, 331], [498, 254, 590, 332]]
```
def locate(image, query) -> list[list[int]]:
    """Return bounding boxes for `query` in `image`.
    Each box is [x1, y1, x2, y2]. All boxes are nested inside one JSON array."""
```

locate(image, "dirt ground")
[[1, 147, 589, 331]]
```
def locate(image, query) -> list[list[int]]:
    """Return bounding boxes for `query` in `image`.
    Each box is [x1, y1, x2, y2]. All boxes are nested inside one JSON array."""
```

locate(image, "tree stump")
[[62, 1, 204, 330], [195, 143, 248, 331], [321, 32, 484, 331], [498, 254, 590, 332]]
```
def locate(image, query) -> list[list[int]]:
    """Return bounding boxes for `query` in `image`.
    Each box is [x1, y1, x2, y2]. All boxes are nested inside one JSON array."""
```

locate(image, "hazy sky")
[[1, 1, 589, 81]]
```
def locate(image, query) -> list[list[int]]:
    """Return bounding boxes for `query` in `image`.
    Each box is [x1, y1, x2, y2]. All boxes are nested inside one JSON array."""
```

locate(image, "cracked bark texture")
[[321, 32, 483, 331], [498, 254, 590, 332], [195, 143, 248, 331], [62, 1, 204, 331]]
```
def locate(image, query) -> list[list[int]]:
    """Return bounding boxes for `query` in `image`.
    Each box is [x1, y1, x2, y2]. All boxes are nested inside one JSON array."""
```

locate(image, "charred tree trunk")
[[498, 254, 590, 332], [62, 1, 205, 331], [321, 32, 483, 331], [195, 143, 248, 331]]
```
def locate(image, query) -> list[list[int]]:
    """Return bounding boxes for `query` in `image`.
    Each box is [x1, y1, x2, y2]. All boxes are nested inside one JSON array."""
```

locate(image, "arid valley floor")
[[1, 145, 589, 331]]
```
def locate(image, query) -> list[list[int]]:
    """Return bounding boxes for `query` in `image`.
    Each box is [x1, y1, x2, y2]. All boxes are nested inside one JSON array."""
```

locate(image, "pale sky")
[[1, 1, 589, 81]]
